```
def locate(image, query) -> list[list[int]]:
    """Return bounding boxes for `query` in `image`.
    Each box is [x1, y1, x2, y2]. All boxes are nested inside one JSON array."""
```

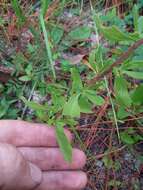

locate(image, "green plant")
[[1, 1, 143, 166]]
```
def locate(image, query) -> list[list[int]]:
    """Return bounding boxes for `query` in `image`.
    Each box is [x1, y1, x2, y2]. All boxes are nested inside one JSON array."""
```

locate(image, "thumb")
[[0, 143, 42, 190]]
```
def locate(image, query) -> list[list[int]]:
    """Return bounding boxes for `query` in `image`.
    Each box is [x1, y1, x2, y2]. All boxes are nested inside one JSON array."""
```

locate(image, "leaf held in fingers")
[[56, 125, 72, 162]]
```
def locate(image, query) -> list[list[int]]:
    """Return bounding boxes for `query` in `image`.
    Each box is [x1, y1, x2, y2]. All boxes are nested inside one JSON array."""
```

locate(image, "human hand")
[[0, 120, 87, 190]]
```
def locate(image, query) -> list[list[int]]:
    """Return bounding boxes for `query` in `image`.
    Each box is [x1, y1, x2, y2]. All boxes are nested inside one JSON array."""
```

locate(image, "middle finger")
[[18, 147, 86, 170]]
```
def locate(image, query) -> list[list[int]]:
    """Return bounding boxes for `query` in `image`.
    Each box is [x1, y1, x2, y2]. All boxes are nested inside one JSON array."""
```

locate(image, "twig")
[[45, 0, 60, 21], [86, 96, 110, 148], [88, 145, 126, 160], [87, 38, 143, 85]]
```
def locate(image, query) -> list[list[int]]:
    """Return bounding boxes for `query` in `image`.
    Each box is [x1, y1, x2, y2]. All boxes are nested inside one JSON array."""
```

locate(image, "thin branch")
[[87, 38, 143, 85]]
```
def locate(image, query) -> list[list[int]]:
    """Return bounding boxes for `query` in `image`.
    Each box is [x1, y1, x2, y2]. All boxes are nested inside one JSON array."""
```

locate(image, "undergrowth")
[[0, 0, 143, 189]]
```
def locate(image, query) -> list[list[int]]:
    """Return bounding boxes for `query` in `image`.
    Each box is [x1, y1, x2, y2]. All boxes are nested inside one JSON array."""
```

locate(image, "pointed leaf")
[[85, 90, 105, 106], [19, 75, 31, 82], [117, 107, 130, 119], [133, 4, 139, 31], [101, 25, 134, 42], [123, 70, 143, 79], [138, 16, 143, 34], [71, 68, 83, 93], [56, 125, 72, 162], [21, 96, 48, 111], [79, 96, 93, 113], [51, 27, 64, 44], [132, 85, 143, 104], [114, 76, 132, 107], [121, 132, 137, 145], [63, 95, 80, 117]]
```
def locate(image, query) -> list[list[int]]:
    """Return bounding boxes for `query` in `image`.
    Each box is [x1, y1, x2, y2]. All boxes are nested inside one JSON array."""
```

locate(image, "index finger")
[[0, 120, 72, 147]]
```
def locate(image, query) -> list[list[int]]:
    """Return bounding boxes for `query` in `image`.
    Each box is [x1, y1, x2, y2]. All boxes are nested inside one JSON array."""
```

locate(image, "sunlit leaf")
[[19, 75, 31, 82], [85, 90, 105, 106], [63, 94, 80, 117], [79, 96, 93, 113]]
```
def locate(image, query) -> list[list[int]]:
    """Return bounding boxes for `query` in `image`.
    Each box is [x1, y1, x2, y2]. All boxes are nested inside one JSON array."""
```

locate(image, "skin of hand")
[[0, 120, 87, 190]]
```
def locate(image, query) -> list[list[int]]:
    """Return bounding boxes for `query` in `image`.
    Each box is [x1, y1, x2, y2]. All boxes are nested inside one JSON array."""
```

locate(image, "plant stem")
[[88, 38, 143, 85], [90, 4, 120, 141], [40, 14, 56, 80]]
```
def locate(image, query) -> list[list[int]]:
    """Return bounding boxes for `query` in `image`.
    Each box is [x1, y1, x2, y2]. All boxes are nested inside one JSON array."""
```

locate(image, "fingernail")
[[29, 163, 42, 184]]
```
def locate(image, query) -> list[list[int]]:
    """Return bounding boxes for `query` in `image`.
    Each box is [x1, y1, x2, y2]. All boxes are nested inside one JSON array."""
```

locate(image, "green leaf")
[[101, 25, 134, 42], [0, 17, 5, 26], [133, 4, 139, 31], [102, 156, 113, 169], [123, 70, 143, 79], [0, 105, 9, 118], [117, 107, 130, 119], [41, 0, 51, 16], [138, 16, 143, 34], [123, 60, 143, 69], [78, 96, 93, 113], [39, 13, 56, 79], [63, 94, 80, 117], [51, 27, 64, 44], [21, 96, 48, 111], [120, 132, 137, 145], [71, 68, 83, 93], [85, 90, 105, 106], [19, 76, 31, 82], [11, 0, 25, 25], [114, 76, 132, 107], [134, 134, 143, 142], [56, 125, 72, 162], [108, 180, 121, 187], [68, 26, 91, 40], [132, 85, 143, 104]]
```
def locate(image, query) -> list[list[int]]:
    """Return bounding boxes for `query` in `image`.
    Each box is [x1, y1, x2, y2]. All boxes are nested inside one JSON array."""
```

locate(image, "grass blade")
[[39, 14, 56, 79]]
